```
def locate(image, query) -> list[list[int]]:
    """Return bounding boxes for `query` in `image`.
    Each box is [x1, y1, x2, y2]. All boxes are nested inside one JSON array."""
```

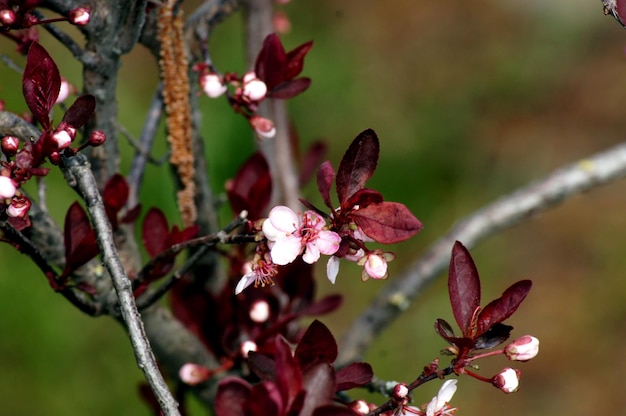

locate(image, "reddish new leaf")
[[335, 362, 373, 391], [142, 207, 170, 256], [336, 129, 379, 206], [215, 377, 251, 416], [300, 294, 343, 316], [247, 351, 277, 381], [62, 95, 96, 128], [295, 320, 338, 368], [476, 280, 532, 337], [275, 335, 303, 406], [103, 174, 129, 212], [448, 241, 481, 338], [351, 201, 422, 244], [285, 40, 313, 80], [344, 188, 384, 211], [255, 33, 288, 90], [227, 152, 271, 220], [317, 160, 335, 209], [22, 42, 61, 129], [267, 77, 311, 99], [62, 202, 98, 275]]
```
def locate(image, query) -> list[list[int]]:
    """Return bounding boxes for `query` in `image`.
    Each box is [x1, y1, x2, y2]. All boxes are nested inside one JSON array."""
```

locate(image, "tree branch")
[[338, 141, 626, 366], [62, 153, 180, 416]]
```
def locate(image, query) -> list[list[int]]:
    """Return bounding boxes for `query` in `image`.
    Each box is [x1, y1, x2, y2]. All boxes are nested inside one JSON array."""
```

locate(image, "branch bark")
[[338, 141, 626, 365]]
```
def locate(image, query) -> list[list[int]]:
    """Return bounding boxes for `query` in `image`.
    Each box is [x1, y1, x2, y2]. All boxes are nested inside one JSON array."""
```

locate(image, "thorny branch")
[[337, 140, 626, 365]]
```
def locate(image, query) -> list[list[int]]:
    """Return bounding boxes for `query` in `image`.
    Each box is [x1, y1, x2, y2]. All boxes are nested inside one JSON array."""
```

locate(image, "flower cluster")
[[194, 33, 312, 139]]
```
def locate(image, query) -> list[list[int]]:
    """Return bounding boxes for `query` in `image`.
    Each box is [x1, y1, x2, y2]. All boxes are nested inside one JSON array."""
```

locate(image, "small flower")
[[0, 176, 17, 199], [492, 367, 521, 393], [7, 196, 31, 218], [235, 254, 278, 295], [200, 72, 227, 98], [179, 363, 210, 385], [426, 379, 457, 416], [358, 250, 396, 281], [249, 115, 276, 139], [242, 71, 268, 101], [69, 7, 90, 26], [504, 335, 539, 362], [262, 206, 341, 265]]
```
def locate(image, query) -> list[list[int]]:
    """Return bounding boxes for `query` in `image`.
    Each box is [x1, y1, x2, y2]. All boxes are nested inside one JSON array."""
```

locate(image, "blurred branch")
[[244, 0, 300, 209], [338, 141, 626, 366], [62, 153, 180, 415]]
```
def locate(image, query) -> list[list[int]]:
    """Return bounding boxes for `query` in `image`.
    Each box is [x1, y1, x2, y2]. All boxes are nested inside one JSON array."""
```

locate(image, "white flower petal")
[[326, 256, 340, 284], [235, 272, 255, 295], [302, 242, 321, 264], [267, 205, 300, 233], [270, 235, 302, 265]]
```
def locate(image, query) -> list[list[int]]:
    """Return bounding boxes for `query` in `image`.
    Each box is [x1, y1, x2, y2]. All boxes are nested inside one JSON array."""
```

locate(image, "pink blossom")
[[240, 340, 257, 358], [0, 176, 17, 199], [426, 379, 457, 416], [262, 206, 341, 266], [358, 251, 396, 281], [7, 197, 31, 218], [179, 363, 210, 385], [249, 115, 276, 139], [492, 367, 521, 393], [504, 335, 539, 362], [235, 254, 278, 295]]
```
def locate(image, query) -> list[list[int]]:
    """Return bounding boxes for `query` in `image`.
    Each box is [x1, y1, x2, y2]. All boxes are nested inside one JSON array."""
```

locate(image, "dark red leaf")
[[247, 351, 276, 381], [351, 201, 422, 244], [336, 129, 379, 206], [476, 280, 532, 337], [474, 323, 513, 349], [285, 40, 313, 80], [227, 152, 271, 220], [335, 362, 373, 391], [267, 77, 311, 99], [215, 377, 251, 416], [246, 380, 283, 415], [62, 202, 99, 275], [299, 140, 327, 187], [275, 336, 302, 406], [7, 216, 31, 231], [434, 318, 456, 341], [300, 363, 335, 416], [255, 33, 288, 90], [62, 95, 96, 128], [448, 241, 481, 337], [295, 320, 338, 368], [142, 207, 170, 257], [103, 174, 129, 212], [317, 160, 335, 210], [344, 188, 384, 210], [22, 42, 60, 129], [120, 204, 141, 224]]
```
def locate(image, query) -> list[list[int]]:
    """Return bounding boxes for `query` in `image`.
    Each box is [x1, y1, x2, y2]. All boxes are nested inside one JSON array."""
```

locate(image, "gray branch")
[[337, 140, 626, 366]]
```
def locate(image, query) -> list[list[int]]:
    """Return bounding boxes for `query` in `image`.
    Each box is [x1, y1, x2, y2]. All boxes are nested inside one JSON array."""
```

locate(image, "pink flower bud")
[[56, 78, 70, 104], [0, 176, 17, 199], [0, 9, 16, 26], [249, 115, 276, 139], [2, 136, 20, 156], [69, 7, 90, 26], [240, 340, 258, 358], [392, 383, 409, 400], [492, 367, 521, 393], [179, 363, 210, 386], [273, 11, 291, 34], [242, 72, 267, 101], [52, 129, 73, 149], [359, 251, 394, 281], [49, 152, 61, 165], [505, 335, 539, 362], [200, 73, 227, 98], [348, 400, 373, 415], [88, 130, 106, 147], [7, 197, 31, 218], [249, 300, 270, 323]]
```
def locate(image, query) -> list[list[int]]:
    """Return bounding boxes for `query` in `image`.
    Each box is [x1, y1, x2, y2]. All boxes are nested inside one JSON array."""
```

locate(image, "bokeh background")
[[2, 0, 626, 414]]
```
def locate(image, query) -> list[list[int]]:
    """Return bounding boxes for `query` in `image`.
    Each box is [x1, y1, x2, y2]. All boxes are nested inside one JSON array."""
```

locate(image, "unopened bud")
[[69, 7, 90, 26], [240, 340, 258, 358], [7, 197, 31, 218], [348, 400, 373, 415], [49, 152, 61, 165], [492, 367, 521, 393], [249, 300, 270, 323], [88, 130, 106, 146], [0, 9, 16, 26], [242, 72, 267, 101], [200, 73, 227, 98], [249, 115, 276, 139], [273, 11, 291, 34], [505, 335, 539, 362], [392, 383, 409, 400], [179, 363, 210, 386], [52, 130, 72, 149], [2, 136, 20, 156], [0, 176, 17, 199]]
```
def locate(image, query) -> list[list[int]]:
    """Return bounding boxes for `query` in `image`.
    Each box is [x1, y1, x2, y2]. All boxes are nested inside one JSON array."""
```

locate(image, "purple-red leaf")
[[285, 40, 313, 80], [247, 351, 276, 381], [215, 377, 251, 416], [300, 363, 335, 416], [255, 33, 288, 90], [267, 77, 311, 99], [448, 241, 481, 337], [300, 294, 343, 316], [317, 160, 335, 210], [227, 152, 271, 220], [275, 335, 302, 406], [476, 280, 532, 337], [335, 362, 373, 391], [295, 320, 338, 368], [62, 95, 96, 128], [62, 202, 98, 276], [351, 201, 422, 244], [22, 42, 60, 129], [336, 129, 379, 206], [103, 174, 129, 213], [142, 208, 170, 257], [344, 188, 384, 210]]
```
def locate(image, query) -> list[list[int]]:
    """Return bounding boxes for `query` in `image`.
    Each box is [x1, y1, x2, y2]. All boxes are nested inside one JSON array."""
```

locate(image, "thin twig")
[[62, 153, 181, 416], [338, 141, 626, 366], [0, 54, 24, 73]]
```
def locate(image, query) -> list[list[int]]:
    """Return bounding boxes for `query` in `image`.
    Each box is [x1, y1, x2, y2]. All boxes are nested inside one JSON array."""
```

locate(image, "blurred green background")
[[2, 0, 626, 414]]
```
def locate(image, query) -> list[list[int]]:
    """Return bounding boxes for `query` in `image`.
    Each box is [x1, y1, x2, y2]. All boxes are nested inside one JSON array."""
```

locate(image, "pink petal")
[[270, 235, 302, 265], [326, 256, 340, 284], [267, 205, 299, 233], [302, 242, 321, 264], [316, 230, 341, 255]]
